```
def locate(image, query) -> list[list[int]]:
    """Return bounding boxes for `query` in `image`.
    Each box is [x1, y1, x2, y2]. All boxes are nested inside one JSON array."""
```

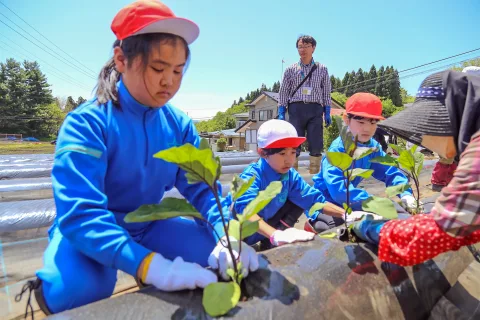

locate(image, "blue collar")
[[258, 158, 289, 181], [118, 79, 157, 115], [298, 58, 315, 67]]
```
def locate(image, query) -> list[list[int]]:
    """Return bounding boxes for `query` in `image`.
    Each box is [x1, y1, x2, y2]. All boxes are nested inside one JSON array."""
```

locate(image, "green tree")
[[375, 65, 385, 97], [367, 65, 377, 94], [346, 70, 356, 96], [354, 68, 365, 94], [400, 88, 415, 105], [76, 96, 87, 107], [341, 72, 350, 94], [451, 58, 480, 71], [388, 68, 402, 106], [64, 96, 78, 113]]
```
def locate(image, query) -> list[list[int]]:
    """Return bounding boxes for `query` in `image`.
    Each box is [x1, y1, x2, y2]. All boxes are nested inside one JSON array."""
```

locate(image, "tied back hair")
[[95, 33, 190, 107]]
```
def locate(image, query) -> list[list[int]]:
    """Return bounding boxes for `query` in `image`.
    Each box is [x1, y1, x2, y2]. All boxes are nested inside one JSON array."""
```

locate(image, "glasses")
[[297, 45, 312, 50]]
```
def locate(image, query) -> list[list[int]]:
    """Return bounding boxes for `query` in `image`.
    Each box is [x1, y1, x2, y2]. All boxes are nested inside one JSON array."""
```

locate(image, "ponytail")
[[96, 54, 121, 106]]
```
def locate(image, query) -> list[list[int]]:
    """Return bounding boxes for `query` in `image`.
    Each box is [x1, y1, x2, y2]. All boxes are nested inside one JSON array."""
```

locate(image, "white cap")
[[257, 119, 306, 149], [462, 66, 480, 76]]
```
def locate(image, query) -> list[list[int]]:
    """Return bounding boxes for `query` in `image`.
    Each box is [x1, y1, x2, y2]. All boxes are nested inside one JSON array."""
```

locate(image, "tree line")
[[0, 58, 87, 138]]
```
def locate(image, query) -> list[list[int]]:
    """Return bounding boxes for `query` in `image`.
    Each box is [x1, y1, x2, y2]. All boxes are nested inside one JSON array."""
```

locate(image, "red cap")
[[111, 0, 199, 44], [345, 92, 385, 120]]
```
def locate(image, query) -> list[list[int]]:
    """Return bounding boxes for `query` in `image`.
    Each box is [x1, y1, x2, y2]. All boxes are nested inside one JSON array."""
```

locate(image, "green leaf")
[[243, 181, 283, 220], [124, 198, 202, 223], [231, 175, 255, 201], [319, 232, 337, 239], [352, 147, 376, 160], [326, 152, 353, 171], [203, 282, 241, 317], [361, 196, 398, 220], [347, 168, 374, 179], [389, 143, 403, 155], [409, 144, 418, 154], [414, 152, 424, 176], [199, 138, 210, 150], [308, 202, 326, 216], [226, 268, 235, 281], [343, 203, 352, 215], [241, 220, 259, 239], [236, 213, 245, 224], [385, 183, 411, 197], [340, 126, 354, 154], [228, 219, 240, 241], [398, 150, 415, 172], [370, 154, 399, 167], [154, 143, 218, 187]]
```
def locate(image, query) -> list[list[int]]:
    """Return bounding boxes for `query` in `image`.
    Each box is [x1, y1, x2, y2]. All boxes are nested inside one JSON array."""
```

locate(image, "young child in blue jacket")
[[233, 119, 349, 250], [20, 1, 258, 315], [305, 93, 416, 233]]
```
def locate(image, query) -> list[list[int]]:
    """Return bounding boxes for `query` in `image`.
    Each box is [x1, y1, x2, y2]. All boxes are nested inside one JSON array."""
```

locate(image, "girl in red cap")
[[19, 1, 258, 315], [306, 92, 415, 233]]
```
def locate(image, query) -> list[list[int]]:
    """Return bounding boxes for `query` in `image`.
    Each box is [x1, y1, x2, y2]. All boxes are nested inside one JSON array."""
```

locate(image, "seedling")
[[322, 118, 398, 241], [124, 139, 284, 316], [370, 143, 425, 214]]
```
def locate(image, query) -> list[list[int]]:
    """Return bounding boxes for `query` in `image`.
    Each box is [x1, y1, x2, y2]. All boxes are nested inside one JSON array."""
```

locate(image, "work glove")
[[270, 228, 315, 246], [324, 105, 332, 127], [277, 105, 286, 120], [208, 236, 259, 280], [143, 253, 217, 291], [351, 215, 388, 245], [346, 211, 384, 223], [401, 194, 423, 213]]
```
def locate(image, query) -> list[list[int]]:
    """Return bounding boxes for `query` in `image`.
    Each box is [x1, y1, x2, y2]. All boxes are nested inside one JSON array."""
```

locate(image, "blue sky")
[[0, 0, 479, 119]]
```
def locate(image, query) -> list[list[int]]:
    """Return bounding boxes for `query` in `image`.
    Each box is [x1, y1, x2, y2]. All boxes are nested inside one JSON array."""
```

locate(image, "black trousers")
[[288, 102, 324, 156], [255, 200, 304, 251]]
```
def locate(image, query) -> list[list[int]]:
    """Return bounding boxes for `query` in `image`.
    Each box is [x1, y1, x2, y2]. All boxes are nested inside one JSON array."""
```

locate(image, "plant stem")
[[411, 170, 421, 214], [212, 183, 239, 275]]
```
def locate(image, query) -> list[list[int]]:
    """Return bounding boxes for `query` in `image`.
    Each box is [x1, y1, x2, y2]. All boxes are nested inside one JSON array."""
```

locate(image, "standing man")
[[278, 35, 332, 174]]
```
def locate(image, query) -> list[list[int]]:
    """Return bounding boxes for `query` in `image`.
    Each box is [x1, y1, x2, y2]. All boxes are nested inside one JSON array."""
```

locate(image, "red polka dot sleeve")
[[378, 214, 480, 266]]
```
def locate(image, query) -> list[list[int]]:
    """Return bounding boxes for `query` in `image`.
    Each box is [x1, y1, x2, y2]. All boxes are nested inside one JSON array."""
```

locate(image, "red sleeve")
[[378, 214, 480, 266]]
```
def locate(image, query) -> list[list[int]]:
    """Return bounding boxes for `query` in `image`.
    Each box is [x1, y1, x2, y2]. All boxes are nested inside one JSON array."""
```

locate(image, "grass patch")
[[0, 142, 55, 155]]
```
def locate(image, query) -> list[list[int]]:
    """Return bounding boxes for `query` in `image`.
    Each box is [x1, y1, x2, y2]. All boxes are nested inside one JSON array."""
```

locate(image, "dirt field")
[[0, 142, 55, 155]]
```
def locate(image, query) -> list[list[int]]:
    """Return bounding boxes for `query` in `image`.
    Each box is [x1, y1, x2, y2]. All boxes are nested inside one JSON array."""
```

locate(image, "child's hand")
[[142, 254, 217, 291], [270, 228, 315, 246]]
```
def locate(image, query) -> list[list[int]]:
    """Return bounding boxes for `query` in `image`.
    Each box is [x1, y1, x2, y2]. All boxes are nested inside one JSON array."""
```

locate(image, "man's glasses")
[[297, 45, 312, 50]]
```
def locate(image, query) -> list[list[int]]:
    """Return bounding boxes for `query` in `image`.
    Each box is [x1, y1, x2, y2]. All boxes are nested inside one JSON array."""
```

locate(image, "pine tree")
[[375, 65, 385, 97], [354, 68, 365, 94], [341, 72, 350, 94], [388, 69, 402, 106], [64, 96, 78, 113], [330, 75, 337, 90], [346, 70, 356, 96], [76, 96, 87, 107], [383, 66, 393, 99], [368, 65, 377, 94]]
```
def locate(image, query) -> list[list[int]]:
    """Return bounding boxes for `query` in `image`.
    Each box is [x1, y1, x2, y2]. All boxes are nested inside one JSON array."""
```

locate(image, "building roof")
[[233, 112, 249, 118], [201, 129, 242, 137]]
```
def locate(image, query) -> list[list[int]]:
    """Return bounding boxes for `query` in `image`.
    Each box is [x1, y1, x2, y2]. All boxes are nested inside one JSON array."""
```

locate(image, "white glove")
[[208, 236, 259, 280], [346, 211, 384, 222], [401, 194, 423, 211], [270, 228, 315, 247], [144, 254, 217, 291]]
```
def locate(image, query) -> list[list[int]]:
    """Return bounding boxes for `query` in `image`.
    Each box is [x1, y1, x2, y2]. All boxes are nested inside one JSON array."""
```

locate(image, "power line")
[[0, 0, 97, 76], [337, 55, 480, 95], [332, 48, 480, 93], [0, 18, 97, 80], [0, 38, 93, 91]]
